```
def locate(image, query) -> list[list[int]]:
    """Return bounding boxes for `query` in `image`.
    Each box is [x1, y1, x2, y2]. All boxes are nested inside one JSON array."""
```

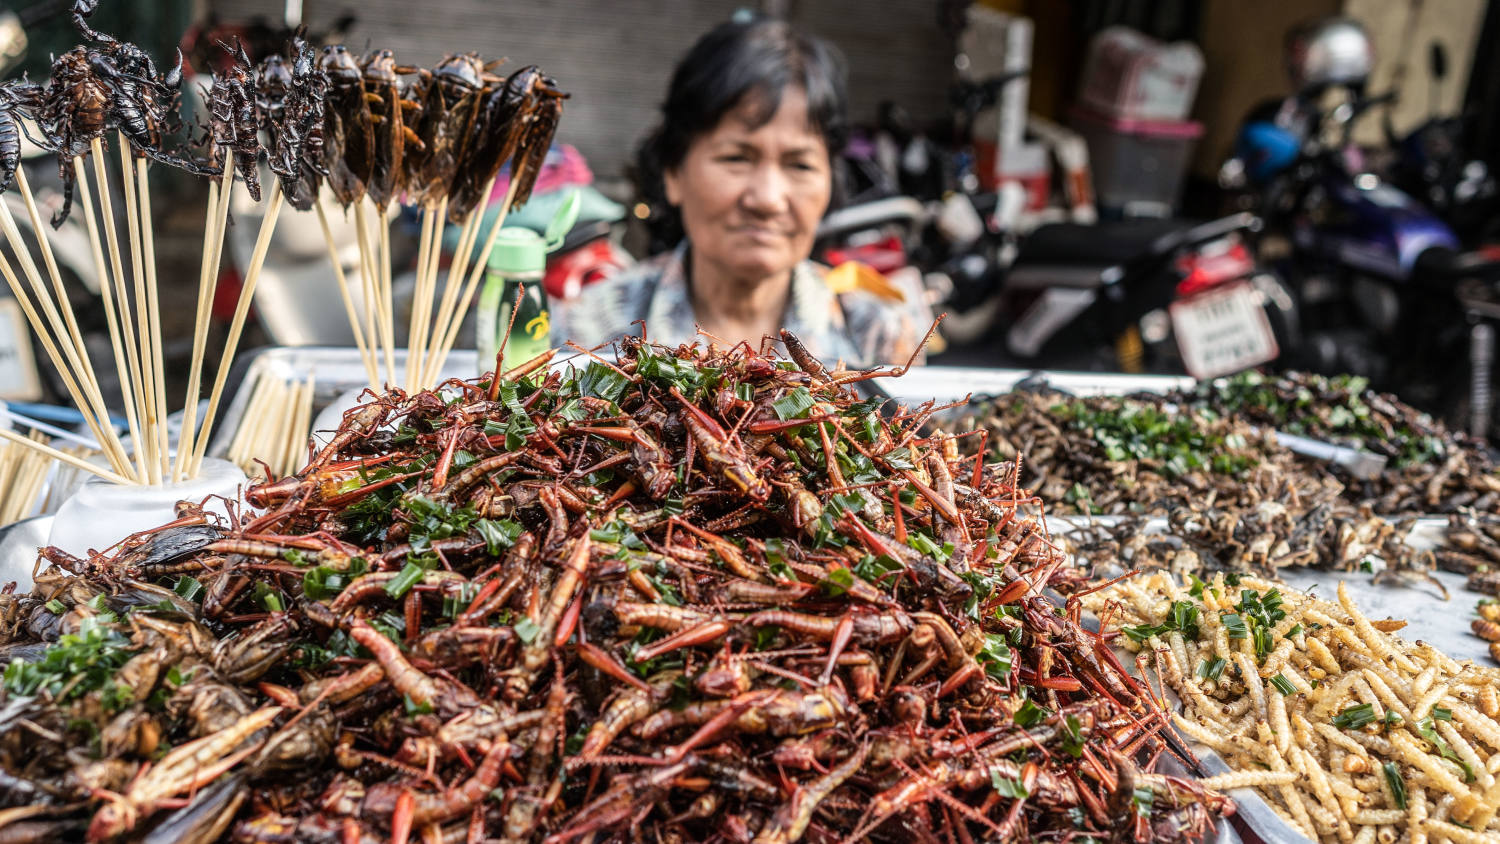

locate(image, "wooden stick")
[[83, 142, 149, 482], [410, 197, 449, 391], [134, 157, 171, 483], [405, 203, 436, 393], [422, 180, 491, 386], [9, 168, 128, 473], [427, 176, 522, 382], [314, 199, 379, 387], [190, 182, 286, 475], [354, 201, 394, 385], [376, 206, 397, 387], [116, 140, 160, 484], [0, 198, 131, 477], [173, 164, 230, 483], [0, 425, 130, 485], [283, 375, 314, 476]]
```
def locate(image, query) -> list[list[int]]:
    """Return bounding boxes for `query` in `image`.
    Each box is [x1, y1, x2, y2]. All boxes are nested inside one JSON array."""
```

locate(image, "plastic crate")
[[1070, 107, 1202, 218], [1078, 26, 1204, 123]]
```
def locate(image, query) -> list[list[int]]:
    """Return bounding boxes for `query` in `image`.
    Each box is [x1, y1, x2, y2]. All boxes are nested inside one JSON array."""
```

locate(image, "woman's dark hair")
[[634, 18, 848, 253]]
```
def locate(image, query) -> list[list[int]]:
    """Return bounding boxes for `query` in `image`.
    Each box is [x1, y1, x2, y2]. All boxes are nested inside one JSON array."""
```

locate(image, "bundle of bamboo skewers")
[[0, 9, 564, 491], [0, 429, 93, 524]]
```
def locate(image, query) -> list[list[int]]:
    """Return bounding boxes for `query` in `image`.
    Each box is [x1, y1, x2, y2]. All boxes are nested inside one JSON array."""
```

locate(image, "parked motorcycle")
[[1222, 17, 1500, 437], [1384, 42, 1497, 246], [997, 212, 1296, 378]]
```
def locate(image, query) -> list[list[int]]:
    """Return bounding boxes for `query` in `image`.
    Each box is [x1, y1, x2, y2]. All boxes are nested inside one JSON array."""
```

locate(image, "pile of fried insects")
[[0, 333, 1229, 842]]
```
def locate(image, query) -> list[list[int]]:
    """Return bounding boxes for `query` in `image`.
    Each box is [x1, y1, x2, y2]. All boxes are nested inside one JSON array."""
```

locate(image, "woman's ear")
[[663, 167, 682, 206]]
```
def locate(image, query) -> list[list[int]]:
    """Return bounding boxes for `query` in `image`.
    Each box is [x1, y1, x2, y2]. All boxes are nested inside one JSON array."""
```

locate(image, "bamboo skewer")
[[189, 181, 286, 475], [0, 425, 129, 485], [0, 248, 130, 480], [425, 176, 522, 384], [422, 177, 493, 386], [70, 159, 146, 482], [408, 197, 449, 393], [0, 199, 131, 478], [8, 168, 128, 473], [405, 204, 436, 393], [314, 199, 379, 387], [81, 144, 149, 482], [116, 140, 160, 483], [377, 207, 397, 386], [353, 201, 393, 385], [173, 164, 231, 483], [134, 159, 171, 483]]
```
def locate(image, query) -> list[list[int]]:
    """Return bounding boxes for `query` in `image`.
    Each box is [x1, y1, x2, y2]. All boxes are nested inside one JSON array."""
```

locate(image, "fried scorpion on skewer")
[[205, 41, 261, 201], [256, 36, 327, 211]]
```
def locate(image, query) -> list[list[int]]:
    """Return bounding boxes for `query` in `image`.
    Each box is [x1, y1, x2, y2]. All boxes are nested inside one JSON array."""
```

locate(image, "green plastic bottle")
[[476, 190, 581, 376]]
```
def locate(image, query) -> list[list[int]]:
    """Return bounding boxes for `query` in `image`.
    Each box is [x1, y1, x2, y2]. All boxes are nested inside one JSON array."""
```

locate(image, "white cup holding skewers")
[[46, 456, 247, 560]]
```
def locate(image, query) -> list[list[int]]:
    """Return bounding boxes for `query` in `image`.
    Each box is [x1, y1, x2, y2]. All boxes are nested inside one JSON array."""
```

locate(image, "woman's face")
[[665, 86, 832, 284]]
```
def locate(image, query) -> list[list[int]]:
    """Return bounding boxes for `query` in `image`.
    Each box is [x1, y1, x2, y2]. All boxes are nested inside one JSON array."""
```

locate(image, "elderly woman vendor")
[[554, 18, 933, 366]]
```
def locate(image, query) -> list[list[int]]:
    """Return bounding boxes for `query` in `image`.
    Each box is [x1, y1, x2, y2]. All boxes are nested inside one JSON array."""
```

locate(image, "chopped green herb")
[[1197, 658, 1227, 682], [514, 617, 543, 645], [991, 770, 1028, 799], [43, 599, 66, 615], [1220, 613, 1248, 639], [1383, 761, 1407, 809], [384, 560, 430, 600], [771, 387, 816, 421], [1131, 786, 1154, 818], [1060, 714, 1085, 758], [978, 634, 1013, 682], [819, 567, 854, 597], [1332, 703, 1376, 730], [1014, 698, 1049, 728], [474, 518, 522, 555], [172, 576, 204, 602], [1269, 674, 1295, 696]]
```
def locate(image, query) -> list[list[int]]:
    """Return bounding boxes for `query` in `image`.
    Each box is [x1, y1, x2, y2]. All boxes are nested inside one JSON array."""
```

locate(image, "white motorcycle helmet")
[[1285, 17, 1375, 93]]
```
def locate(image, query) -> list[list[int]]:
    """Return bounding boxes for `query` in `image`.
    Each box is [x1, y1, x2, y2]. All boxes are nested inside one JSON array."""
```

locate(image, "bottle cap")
[[484, 187, 583, 276], [487, 228, 546, 275]]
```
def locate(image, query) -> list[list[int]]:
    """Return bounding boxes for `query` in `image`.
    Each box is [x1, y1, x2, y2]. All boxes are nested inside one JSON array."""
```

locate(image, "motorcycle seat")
[[1014, 219, 1197, 268]]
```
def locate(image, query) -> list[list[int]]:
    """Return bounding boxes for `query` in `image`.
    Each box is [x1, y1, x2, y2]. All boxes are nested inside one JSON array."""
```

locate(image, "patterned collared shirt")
[[552, 243, 934, 369]]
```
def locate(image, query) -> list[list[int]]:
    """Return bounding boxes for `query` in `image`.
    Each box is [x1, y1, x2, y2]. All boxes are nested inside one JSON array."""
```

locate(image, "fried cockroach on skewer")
[[359, 49, 423, 210], [318, 45, 373, 208], [444, 65, 565, 222], [406, 52, 494, 209], [500, 66, 566, 207]]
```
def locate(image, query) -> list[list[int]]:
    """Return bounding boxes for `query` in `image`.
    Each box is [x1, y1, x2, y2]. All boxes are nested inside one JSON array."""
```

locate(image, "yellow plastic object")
[[825, 261, 907, 303]]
